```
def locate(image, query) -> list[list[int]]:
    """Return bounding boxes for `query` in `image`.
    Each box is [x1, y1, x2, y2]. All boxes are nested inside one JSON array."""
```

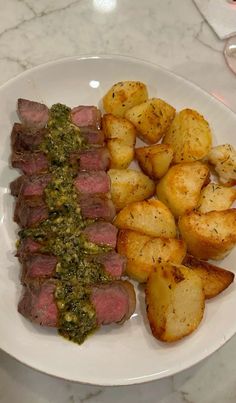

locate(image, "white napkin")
[[194, 0, 236, 39]]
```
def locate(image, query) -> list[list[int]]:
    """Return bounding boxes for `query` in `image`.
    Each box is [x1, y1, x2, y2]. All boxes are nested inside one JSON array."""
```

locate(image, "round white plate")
[[0, 55, 235, 386]]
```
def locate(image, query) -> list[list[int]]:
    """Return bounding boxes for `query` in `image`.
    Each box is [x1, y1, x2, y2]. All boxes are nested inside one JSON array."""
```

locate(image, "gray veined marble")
[[0, 0, 236, 402]]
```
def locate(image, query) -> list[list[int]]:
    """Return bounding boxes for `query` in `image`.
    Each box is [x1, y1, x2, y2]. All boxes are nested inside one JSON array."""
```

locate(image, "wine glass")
[[224, 36, 236, 74]]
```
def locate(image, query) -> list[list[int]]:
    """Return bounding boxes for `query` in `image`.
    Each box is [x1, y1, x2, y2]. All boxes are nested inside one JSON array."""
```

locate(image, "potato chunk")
[[197, 183, 236, 213], [183, 255, 234, 299], [125, 98, 176, 144], [145, 264, 205, 342], [156, 162, 210, 217], [207, 144, 236, 186], [108, 169, 155, 211], [178, 209, 236, 260], [114, 199, 176, 237], [135, 144, 173, 180], [163, 109, 212, 163], [103, 81, 148, 118], [117, 229, 186, 282], [103, 114, 136, 169]]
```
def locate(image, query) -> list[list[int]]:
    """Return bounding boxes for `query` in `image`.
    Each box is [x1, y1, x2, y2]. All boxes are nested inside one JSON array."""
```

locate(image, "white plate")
[[0, 55, 235, 386]]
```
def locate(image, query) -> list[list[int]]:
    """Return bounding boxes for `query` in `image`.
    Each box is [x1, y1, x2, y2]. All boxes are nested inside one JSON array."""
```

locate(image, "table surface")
[[0, 0, 236, 402]]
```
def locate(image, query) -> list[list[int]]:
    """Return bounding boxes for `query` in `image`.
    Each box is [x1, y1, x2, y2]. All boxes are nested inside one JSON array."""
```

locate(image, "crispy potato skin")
[[135, 144, 174, 179], [103, 81, 148, 118], [103, 114, 136, 169], [178, 209, 236, 260], [163, 108, 212, 163], [117, 229, 187, 282], [146, 264, 205, 342], [207, 144, 236, 186], [125, 98, 176, 144], [108, 169, 155, 211], [197, 183, 236, 213], [114, 199, 176, 238], [183, 255, 234, 299], [156, 162, 210, 217]]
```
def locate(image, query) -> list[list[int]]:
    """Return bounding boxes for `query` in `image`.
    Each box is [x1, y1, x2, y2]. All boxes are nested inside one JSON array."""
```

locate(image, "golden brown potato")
[[163, 109, 212, 163], [178, 209, 236, 260], [156, 162, 210, 217], [108, 169, 155, 211], [207, 144, 236, 186], [183, 255, 234, 299], [102, 114, 136, 169], [197, 183, 236, 213], [125, 98, 176, 144], [103, 81, 148, 118], [146, 264, 205, 342], [117, 229, 187, 282], [135, 144, 174, 180], [114, 199, 176, 237]]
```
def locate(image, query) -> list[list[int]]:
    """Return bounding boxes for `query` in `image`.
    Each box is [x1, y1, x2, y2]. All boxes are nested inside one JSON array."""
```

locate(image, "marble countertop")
[[0, 0, 236, 402]]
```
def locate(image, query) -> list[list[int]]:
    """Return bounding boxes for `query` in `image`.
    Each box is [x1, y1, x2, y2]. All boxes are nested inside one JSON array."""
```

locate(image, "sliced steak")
[[80, 128, 104, 145], [17, 98, 49, 129], [22, 254, 58, 283], [11, 123, 47, 152], [71, 106, 101, 128], [18, 280, 136, 327], [70, 147, 110, 171], [83, 222, 118, 248], [18, 174, 52, 198], [17, 238, 43, 261], [96, 251, 126, 278], [10, 175, 25, 196], [79, 195, 116, 221], [91, 281, 136, 325], [14, 197, 48, 228], [18, 281, 58, 327], [11, 152, 49, 175], [74, 171, 110, 195]]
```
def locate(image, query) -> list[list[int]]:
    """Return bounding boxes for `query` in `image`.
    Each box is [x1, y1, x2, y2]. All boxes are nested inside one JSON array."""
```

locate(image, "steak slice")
[[71, 106, 101, 128], [18, 174, 52, 198], [10, 175, 25, 197], [22, 254, 58, 283], [11, 123, 47, 152], [74, 171, 110, 195], [79, 195, 116, 221], [14, 197, 48, 228], [96, 251, 126, 278], [17, 238, 43, 261], [70, 147, 110, 171], [80, 128, 104, 145], [83, 222, 118, 248], [11, 152, 49, 175], [18, 280, 136, 328], [18, 281, 58, 327], [17, 98, 49, 129], [91, 281, 136, 325]]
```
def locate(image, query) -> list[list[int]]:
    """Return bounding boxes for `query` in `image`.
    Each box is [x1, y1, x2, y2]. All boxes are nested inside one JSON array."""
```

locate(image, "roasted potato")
[[103, 81, 148, 118], [117, 229, 186, 282], [135, 144, 173, 180], [207, 144, 236, 186], [156, 162, 210, 217], [125, 98, 176, 144], [103, 114, 136, 169], [178, 209, 236, 260], [114, 199, 176, 238], [183, 255, 234, 299], [197, 183, 236, 213], [108, 169, 155, 211], [163, 108, 212, 163], [146, 264, 205, 342]]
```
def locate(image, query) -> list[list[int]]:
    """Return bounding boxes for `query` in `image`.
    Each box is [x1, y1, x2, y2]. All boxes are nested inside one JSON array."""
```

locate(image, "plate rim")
[[1, 54, 236, 386]]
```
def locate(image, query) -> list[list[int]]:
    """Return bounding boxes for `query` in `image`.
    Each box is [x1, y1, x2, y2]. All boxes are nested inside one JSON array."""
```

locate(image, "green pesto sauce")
[[55, 282, 97, 344], [40, 103, 87, 165], [18, 102, 110, 344]]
